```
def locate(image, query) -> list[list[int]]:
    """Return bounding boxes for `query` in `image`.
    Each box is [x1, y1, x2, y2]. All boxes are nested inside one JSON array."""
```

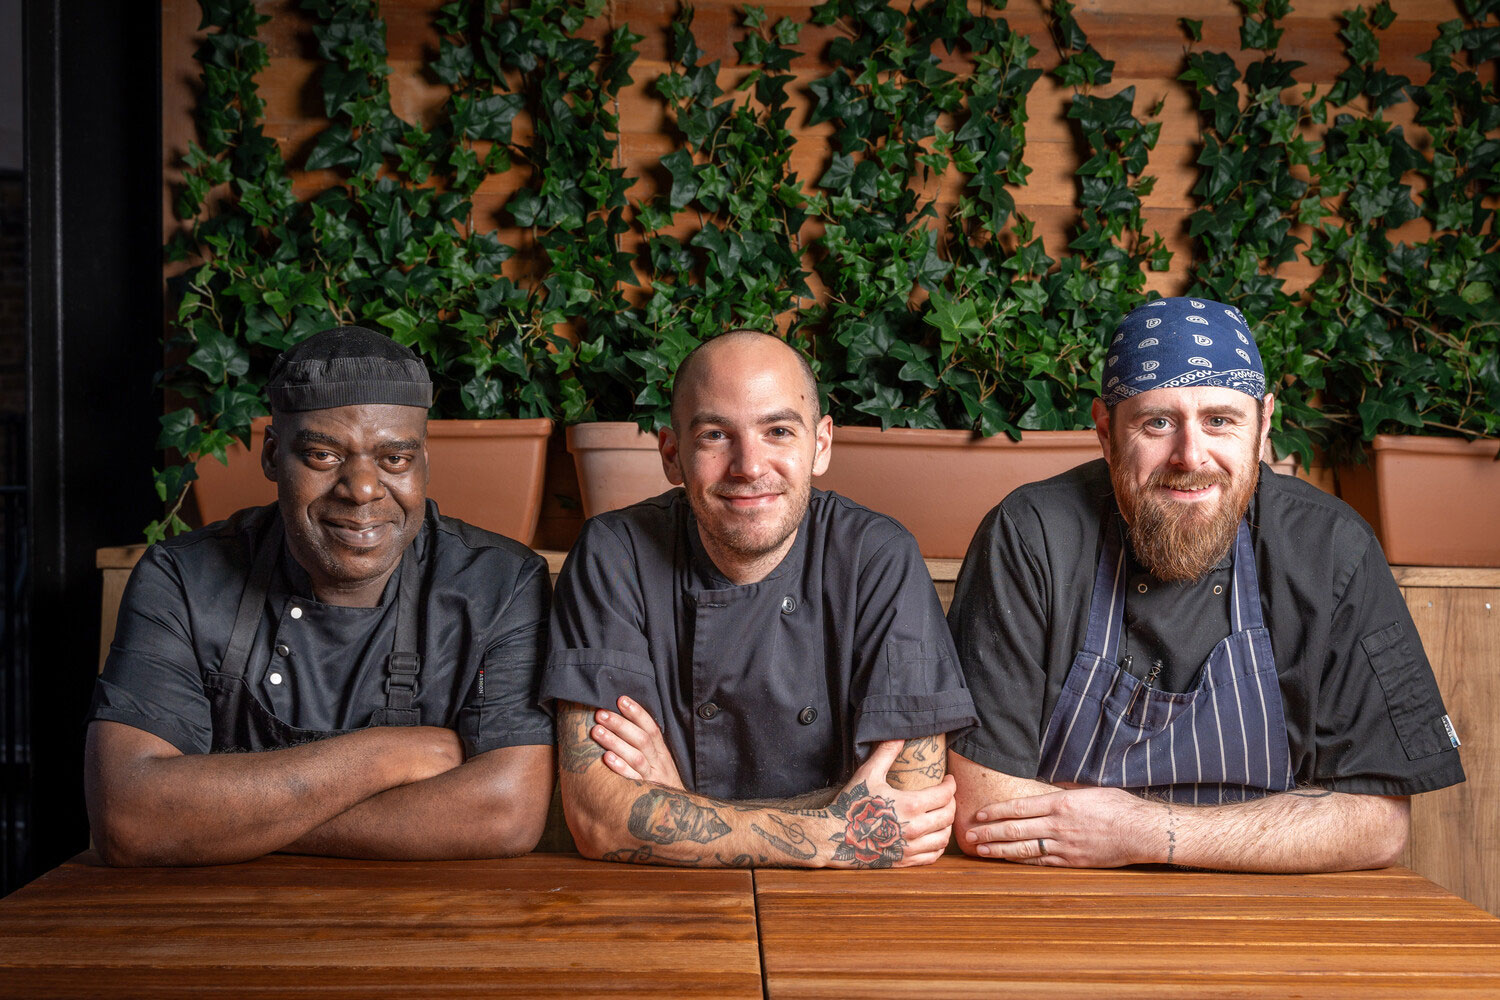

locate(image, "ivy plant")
[[1307, 0, 1499, 450], [624, 3, 815, 429]]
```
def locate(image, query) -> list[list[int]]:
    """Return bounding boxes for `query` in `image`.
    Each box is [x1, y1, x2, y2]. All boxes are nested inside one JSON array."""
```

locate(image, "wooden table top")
[[755, 856, 1500, 998], [6, 853, 1500, 998], [0, 852, 761, 999]]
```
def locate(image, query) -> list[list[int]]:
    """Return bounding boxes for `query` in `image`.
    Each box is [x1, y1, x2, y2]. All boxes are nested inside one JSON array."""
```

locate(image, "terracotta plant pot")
[[1369, 434, 1500, 567], [566, 422, 673, 518], [816, 427, 1102, 558], [192, 416, 554, 545]]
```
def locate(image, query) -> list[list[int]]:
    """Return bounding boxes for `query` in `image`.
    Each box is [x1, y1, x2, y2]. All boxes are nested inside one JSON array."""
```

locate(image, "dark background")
[[4, 0, 163, 893]]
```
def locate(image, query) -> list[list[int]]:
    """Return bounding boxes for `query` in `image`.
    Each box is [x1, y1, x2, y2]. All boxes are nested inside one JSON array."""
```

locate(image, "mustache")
[[708, 480, 787, 498], [1146, 469, 1230, 492]]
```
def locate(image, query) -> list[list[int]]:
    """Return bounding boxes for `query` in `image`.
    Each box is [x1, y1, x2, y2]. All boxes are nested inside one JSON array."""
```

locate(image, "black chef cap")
[[266, 326, 433, 412]]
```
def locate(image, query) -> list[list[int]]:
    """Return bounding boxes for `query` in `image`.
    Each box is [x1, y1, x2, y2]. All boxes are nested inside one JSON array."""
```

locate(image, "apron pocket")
[[1361, 622, 1452, 761]]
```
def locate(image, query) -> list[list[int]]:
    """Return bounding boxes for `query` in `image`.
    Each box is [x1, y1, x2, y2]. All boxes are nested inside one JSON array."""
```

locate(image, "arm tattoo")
[[1164, 801, 1178, 864], [751, 815, 818, 860], [827, 781, 904, 869], [601, 845, 659, 864], [1287, 787, 1334, 798], [558, 706, 599, 775], [627, 788, 731, 845], [888, 736, 946, 789], [903, 736, 941, 761]]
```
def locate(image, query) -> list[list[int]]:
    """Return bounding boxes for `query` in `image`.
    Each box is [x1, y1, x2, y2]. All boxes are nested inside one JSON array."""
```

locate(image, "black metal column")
[[20, 0, 162, 889]]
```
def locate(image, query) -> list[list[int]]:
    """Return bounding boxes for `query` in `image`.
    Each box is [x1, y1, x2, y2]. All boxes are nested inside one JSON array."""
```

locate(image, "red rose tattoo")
[[829, 783, 904, 868]]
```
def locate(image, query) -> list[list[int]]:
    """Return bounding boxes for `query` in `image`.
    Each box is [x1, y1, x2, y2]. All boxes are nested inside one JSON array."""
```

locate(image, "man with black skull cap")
[[947, 297, 1464, 872], [86, 326, 554, 865]]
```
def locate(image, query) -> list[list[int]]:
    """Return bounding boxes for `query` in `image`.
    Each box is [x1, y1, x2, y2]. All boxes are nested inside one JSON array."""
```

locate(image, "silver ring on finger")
[[1037, 838, 1048, 857]]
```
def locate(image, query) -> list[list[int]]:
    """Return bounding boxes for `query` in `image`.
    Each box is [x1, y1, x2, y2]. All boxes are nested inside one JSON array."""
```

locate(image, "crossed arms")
[[949, 752, 1409, 872], [557, 699, 955, 868], [85, 720, 552, 866]]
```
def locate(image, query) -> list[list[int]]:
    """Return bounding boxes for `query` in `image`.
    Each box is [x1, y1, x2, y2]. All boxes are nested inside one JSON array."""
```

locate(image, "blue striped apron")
[[1037, 517, 1294, 804]]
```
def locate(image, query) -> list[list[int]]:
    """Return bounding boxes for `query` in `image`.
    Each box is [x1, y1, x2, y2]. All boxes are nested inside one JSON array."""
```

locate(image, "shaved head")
[[670, 331, 820, 431]]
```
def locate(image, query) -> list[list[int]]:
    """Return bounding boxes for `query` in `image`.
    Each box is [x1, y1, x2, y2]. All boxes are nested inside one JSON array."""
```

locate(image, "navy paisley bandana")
[[1101, 297, 1265, 409]]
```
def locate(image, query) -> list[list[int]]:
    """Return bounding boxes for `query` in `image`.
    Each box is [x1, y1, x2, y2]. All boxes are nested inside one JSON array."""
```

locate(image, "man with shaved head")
[[544, 331, 977, 868]]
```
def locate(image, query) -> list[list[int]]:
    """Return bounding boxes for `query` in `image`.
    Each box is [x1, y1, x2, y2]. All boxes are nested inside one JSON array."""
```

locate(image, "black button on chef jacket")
[[90, 502, 554, 756], [948, 459, 1465, 797], [543, 489, 978, 801]]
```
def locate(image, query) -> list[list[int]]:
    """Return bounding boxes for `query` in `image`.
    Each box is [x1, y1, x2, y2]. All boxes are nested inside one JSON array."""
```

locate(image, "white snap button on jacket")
[[290, 606, 303, 619], [269, 672, 283, 685]]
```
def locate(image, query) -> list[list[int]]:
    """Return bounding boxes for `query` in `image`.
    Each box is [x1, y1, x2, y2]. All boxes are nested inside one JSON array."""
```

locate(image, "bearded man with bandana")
[[946, 297, 1465, 872]]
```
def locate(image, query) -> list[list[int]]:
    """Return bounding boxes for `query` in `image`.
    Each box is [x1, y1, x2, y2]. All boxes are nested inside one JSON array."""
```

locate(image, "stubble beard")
[[692, 476, 810, 562], [1113, 456, 1259, 583]]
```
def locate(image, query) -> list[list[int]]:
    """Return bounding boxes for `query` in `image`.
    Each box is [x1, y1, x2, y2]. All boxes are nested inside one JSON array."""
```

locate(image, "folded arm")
[[85, 719, 469, 866], [283, 742, 553, 860], [950, 750, 1409, 872], [559, 700, 954, 868]]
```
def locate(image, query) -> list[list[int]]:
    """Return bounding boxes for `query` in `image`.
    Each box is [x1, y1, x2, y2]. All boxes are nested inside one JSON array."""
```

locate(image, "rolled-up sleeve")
[[848, 531, 978, 746], [89, 546, 214, 755], [540, 520, 664, 722], [458, 553, 555, 756]]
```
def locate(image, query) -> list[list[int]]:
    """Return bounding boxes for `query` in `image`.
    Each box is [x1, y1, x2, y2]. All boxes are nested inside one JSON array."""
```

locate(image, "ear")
[[1092, 398, 1112, 464], [811, 414, 833, 477], [261, 423, 281, 483], [1259, 392, 1275, 453], [659, 425, 685, 486]]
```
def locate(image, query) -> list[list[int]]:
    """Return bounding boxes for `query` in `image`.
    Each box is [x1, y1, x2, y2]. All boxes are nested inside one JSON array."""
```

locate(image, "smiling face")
[[1094, 386, 1272, 582], [261, 403, 429, 606], [660, 333, 832, 584]]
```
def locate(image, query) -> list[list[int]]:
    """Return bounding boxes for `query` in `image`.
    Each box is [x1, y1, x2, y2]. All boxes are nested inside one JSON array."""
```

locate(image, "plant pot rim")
[[566, 421, 659, 451], [242, 415, 553, 438], [831, 426, 1100, 449], [426, 418, 553, 438], [1371, 433, 1500, 457]]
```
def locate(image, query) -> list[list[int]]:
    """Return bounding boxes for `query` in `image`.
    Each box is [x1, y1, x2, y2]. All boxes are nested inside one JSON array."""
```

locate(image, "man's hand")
[[591, 696, 685, 789], [963, 786, 1155, 867], [820, 739, 957, 869]]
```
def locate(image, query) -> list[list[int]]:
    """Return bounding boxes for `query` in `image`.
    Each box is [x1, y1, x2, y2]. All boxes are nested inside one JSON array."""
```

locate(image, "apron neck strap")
[[220, 512, 284, 681], [370, 531, 424, 727], [1079, 516, 1128, 662], [1227, 518, 1263, 632]]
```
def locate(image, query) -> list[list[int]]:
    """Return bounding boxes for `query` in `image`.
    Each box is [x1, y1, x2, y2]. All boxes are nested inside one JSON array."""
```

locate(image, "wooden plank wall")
[[1401, 582, 1500, 918], [163, 0, 1469, 300]]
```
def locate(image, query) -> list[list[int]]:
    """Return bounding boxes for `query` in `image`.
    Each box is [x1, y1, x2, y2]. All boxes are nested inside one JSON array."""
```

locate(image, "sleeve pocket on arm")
[[1360, 622, 1453, 761]]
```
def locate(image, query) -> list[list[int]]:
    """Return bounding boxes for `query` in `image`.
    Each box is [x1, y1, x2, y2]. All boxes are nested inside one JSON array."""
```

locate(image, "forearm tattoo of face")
[[627, 788, 732, 845]]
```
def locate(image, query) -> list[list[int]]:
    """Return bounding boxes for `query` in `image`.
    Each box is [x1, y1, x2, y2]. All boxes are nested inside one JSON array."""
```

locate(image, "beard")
[[1113, 460, 1259, 583], [689, 475, 810, 562]]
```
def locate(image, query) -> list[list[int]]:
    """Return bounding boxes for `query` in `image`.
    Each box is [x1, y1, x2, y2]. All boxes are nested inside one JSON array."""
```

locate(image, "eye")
[[382, 454, 414, 472], [699, 429, 726, 442], [1145, 417, 1170, 431], [303, 449, 339, 466], [1207, 416, 1229, 428], [768, 426, 794, 438]]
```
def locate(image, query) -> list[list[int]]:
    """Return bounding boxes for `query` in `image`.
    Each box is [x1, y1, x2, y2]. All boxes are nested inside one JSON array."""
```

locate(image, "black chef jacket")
[[90, 501, 554, 757], [542, 488, 978, 801], [948, 459, 1465, 797]]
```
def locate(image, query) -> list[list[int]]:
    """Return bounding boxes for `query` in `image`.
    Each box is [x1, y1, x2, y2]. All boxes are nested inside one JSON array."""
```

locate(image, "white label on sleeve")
[[1442, 715, 1461, 748]]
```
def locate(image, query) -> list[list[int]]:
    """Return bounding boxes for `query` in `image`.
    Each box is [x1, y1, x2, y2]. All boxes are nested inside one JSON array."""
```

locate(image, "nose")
[[727, 436, 767, 481], [334, 456, 387, 504], [1171, 424, 1207, 469]]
